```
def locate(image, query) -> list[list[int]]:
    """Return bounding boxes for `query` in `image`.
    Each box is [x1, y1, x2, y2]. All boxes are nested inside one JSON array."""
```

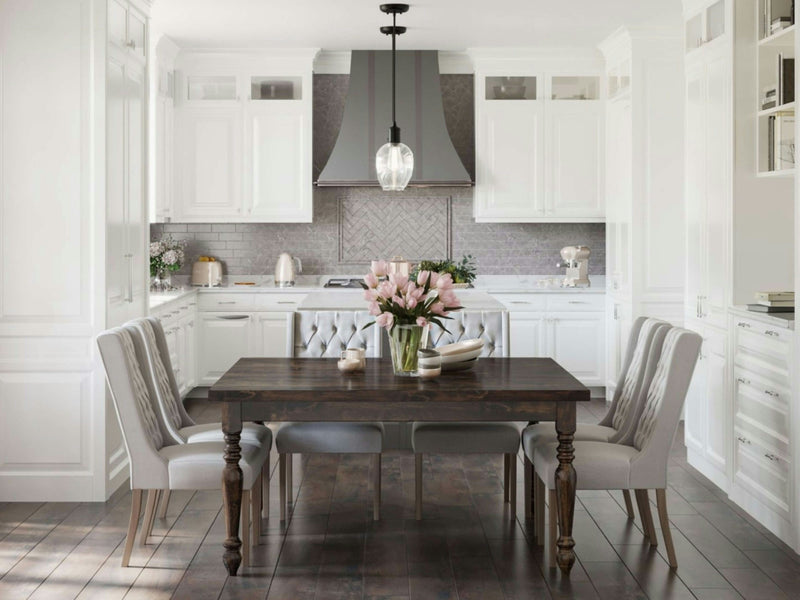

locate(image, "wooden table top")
[[209, 357, 590, 405]]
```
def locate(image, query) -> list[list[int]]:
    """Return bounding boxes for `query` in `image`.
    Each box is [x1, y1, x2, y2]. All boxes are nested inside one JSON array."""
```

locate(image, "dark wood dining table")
[[210, 357, 590, 576]]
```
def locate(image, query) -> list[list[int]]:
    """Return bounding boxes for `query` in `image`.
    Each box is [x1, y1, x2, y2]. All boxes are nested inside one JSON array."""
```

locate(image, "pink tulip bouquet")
[[362, 260, 462, 375]]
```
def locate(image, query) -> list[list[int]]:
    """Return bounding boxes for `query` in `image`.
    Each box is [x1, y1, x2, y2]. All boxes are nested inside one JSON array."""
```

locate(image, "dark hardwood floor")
[[1, 397, 799, 599]]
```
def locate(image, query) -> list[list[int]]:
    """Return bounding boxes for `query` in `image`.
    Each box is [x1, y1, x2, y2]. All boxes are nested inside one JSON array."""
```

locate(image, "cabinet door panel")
[[508, 313, 545, 357], [684, 333, 708, 454], [547, 103, 603, 217], [475, 102, 544, 221], [705, 343, 728, 471], [254, 313, 292, 357], [126, 65, 146, 302], [685, 62, 706, 320], [606, 301, 632, 392], [703, 54, 730, 326], [197, 313, 252, 385], [606, 99, 632, 292], [106, 56, 127, 319], [246, 105, 311, 221], [549, 313, 605, 386], [177, 108, 242, 219]]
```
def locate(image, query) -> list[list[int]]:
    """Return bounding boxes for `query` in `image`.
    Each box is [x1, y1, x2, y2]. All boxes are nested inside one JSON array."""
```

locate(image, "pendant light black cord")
[[392, 11, 396, 129]]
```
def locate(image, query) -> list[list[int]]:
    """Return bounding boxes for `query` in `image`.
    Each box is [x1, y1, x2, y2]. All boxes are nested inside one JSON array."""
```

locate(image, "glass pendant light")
[[376, 4, 414, 191]]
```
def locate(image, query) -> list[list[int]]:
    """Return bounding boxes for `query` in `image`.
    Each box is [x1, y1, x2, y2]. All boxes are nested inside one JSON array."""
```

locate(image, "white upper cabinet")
[[176, 106, 244, 219], [471, 56, 605, 223], [546, 101, 604, 218], [245, 100, 311, 221], [169, 51, 316, 223], [475, 98, 545, 220]]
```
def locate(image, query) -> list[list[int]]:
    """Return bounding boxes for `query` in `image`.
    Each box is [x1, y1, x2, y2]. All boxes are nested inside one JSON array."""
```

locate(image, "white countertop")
[[149, 274, 606, 310], [297, 290, 507, 312], [730, 305, 795, 330]]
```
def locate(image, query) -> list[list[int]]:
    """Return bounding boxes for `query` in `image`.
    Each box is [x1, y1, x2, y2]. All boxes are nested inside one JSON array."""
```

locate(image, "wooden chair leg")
[[503, 454, 510, 502], [535, 473, 545, 546], [633, 489, 649, 540], [252, 474, 262, 539], [241, 489, 251, 567], [656, 489, 678, 568], [622, 489, 635, 520], [262, 460, 270, 519], [122, 489, 143, 567], [286, 453, 293, 506], [415, 453, 423, 521], [139, 489, 158, 547], [635, 489, 657, 546], [373, 453, 381, 521], [279, 453, 287, 522], [548, 488, 557, 568], [157, 489, 171, 520], [524, 455, 533, 520], [509, 454, 517, 518]]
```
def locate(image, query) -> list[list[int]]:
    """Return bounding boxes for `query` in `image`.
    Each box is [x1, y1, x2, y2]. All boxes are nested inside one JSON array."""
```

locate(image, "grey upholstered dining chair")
[[276, 311, 384, 521], [530, 327, 701, 568], [411, 311, 522, 519], [522, 316, 671, 525], [97, 325, 268, 568], [133, 317, 272, 521]]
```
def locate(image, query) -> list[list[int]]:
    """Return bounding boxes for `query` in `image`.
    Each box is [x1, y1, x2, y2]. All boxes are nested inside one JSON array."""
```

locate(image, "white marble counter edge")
[[729, 305, 795, 330]]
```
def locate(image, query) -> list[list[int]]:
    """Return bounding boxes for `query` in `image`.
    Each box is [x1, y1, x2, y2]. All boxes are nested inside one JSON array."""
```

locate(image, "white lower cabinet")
[[253, 312, 294, 357], [197, 312, 253, 385], [684, 321, 729, 492], [605, 298, 633, 397], [501, 293, 605, 387], [151, 293, 198, 397]]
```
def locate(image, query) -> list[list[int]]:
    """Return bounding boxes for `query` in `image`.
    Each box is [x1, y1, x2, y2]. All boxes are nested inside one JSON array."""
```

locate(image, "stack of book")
[[747, 291, 794, 313]]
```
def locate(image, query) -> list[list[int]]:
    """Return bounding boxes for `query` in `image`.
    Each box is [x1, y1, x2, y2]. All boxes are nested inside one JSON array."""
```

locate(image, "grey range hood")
[[317, 50, 472, 187]]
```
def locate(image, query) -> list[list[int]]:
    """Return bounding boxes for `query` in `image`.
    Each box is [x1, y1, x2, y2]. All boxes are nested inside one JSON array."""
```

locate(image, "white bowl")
[[439, 347, 482, 364], [441, 357, 478, 372], [436, 339, 484, 357]]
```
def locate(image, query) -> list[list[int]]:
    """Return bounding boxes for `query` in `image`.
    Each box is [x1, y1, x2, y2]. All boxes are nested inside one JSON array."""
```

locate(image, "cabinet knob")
[[127, 40, 136, 49], [764, 330, 779, 337], [737, 436, 750, 444], [764, 453, 779, 462], [764, 390, 780, 398], [736, 377, 750, 385], [737, 322, 751, 328]]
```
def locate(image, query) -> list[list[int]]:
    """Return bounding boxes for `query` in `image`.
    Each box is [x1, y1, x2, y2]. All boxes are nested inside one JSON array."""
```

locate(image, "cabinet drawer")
[[546, 294, 605, 312], [734, 433, 791, 519], [253, 294, 307, 309], [493, 294, 547, 311], [198, 293, 256, 310], [734, 336, 792, 392], [733, 317, 792, 352]]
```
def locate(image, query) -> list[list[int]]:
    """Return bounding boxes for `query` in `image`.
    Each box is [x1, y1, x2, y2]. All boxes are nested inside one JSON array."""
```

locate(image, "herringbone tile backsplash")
[[151, 74, 605, 277]]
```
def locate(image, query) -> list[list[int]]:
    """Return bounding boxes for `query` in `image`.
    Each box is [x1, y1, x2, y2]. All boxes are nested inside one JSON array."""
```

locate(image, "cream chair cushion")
[[533, 441, 639, 489], [160, 441, 266, 490], [180, 422, 272, 446], [522, 423, 614, 460]]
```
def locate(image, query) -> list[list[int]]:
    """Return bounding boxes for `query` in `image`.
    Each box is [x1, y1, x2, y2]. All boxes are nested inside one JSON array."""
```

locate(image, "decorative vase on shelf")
[[388, 324, 429, 377]]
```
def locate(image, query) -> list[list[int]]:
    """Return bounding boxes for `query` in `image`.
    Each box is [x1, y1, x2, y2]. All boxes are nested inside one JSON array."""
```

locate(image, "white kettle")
[[274, 253, 302, 288]]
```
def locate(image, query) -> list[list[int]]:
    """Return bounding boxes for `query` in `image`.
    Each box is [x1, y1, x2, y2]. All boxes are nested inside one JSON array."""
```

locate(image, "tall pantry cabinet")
[[0, 0, 149, 501], [599, 28, 686, 399], [683, 0, 797, 549]]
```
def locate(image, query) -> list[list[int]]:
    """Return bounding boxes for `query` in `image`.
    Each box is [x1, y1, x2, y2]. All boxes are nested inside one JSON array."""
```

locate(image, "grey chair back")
[[598, 317, 671, 444], [132, 317, 195, 444], [294, 311, 381, 358], [429, 310, 508, 357], [630, 328, 702, 488], [97, 326, 172, 490]]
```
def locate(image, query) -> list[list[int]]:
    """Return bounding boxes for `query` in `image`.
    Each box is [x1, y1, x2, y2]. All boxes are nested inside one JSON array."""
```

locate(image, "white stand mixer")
[[558, 246, 591, 287]]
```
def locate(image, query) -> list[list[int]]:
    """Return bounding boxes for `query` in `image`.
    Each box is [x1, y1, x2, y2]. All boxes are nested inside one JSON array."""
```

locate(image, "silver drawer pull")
[[736, 377, 750, 385], [737, 436, 750, 444], [567, 301, 587, 304], [764, 390, 780, 398], [511, 301, 531, 304], [764, 454, 779, 462], [764, 330, 780, 337], [277, 301, 296, 304], [217, 315, 249, 320], [189, 302, 197, 306], [737, 322, 751, 328], [218, 301, 237, 305]]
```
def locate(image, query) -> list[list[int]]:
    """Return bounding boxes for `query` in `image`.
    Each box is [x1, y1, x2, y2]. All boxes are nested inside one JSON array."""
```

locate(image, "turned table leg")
[[222, 402, 243, 576], [554, 402, 577, 575]]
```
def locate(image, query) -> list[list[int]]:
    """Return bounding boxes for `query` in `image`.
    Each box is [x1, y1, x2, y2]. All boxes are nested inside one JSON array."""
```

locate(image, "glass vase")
[[151, 268, 172, 292], [387, 324, 429, 377]]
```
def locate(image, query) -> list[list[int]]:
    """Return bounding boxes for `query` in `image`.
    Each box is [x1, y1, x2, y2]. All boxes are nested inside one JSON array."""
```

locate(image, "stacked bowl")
[[436, 339, 484, 371]]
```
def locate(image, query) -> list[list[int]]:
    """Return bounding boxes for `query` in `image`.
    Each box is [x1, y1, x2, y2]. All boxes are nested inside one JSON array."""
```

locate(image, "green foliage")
[[412, 254, 477, 285]]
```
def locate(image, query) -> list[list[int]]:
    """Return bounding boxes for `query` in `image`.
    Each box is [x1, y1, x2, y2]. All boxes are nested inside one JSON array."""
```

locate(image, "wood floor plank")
[[450, 555, 505, 600], [719, 568, 791, 600], [580, 561, 651, 599], [669, 515, 756, 570], [363, 531, 408, 597], [0, 502, 79, 579], [0, 502, 44, 541], [612, 543, 696, 600], [407, 560, 457, 600]]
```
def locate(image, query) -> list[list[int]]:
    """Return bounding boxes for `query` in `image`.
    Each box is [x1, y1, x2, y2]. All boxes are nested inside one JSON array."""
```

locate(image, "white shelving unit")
[[756, 0, 796, 177]]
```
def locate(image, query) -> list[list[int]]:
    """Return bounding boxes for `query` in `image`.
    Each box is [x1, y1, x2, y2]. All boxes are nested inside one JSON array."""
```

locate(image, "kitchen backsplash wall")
[[152, 74, 605, 276]]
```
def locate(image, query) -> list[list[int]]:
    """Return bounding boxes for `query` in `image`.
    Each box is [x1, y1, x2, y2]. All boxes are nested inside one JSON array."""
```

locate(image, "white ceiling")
[[153, 0, 683, 51]]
